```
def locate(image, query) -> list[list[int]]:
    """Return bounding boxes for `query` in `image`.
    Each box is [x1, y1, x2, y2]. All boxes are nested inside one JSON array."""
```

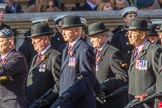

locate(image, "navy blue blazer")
[[59, 38, 96, 108]]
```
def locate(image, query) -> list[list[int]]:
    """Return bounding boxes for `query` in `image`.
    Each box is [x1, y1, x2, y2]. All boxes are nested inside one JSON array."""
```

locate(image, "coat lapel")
[[29, 48, 52, 73], [129, 41, 151, 68], [1, 49, 16, 64], [61, 38, 82, 71], [62, 44, 68, 61], [98, 41, 110, 63]]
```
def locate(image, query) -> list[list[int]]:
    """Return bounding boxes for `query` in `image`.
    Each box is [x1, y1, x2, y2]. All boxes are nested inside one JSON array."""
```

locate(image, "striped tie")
[[134, 48, 138, 58], [35, 53, 41, 63]]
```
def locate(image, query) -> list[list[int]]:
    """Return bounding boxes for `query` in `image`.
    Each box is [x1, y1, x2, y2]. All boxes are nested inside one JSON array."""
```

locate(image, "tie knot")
[[134, 48, 139, 58], [135, 48, 139, 53], [68, 45, 72, 52], [96, 49, 100, 56], [38, 53, 42, 57]]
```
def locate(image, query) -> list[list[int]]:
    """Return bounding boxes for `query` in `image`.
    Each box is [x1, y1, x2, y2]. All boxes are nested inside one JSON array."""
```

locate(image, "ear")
[[140, 32, 146, 40], [9, 39, 14, 45]]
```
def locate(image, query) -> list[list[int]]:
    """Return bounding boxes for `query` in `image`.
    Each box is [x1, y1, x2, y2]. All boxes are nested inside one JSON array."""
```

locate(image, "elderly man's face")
[[31, 36, 49, 52], [128, 30, 146, 46], [61, 27, 81, 43], [90, 33, 107, 48], [0, 37, 13, 55]]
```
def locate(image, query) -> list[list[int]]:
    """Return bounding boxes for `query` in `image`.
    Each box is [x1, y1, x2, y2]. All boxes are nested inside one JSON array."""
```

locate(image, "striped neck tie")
[[35, 53, 42, 63], [68, 45, 72, 53], [134, 48, 138, 58], [96, 49, 100, 57]]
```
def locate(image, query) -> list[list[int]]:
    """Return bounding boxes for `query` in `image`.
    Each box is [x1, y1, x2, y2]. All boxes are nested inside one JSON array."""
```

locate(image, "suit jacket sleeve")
[[145, 47, 162, 95], [62, 48, 96, 100], [0, 53, 27, 76], [101, 50, 128, 94], [51, 53, 61, 94]]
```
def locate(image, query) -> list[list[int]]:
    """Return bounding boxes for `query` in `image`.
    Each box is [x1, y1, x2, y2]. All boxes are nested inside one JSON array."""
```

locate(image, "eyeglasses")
[[47, 5, 54, 8]]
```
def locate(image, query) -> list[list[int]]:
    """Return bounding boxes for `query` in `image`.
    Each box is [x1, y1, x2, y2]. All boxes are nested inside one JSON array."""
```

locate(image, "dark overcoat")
[[96, 42, 128, 108], [0, 49, 28, 108], [27, 47, 61, 105], [128, 41, 162, 108], [59, 38, 96, 108]]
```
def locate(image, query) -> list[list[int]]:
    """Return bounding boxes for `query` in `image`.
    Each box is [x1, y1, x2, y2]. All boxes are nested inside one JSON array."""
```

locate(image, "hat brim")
[[125, 27, 150, 31], [28, 32, 53, 38], [61, 24, 85, 29], [148, 33, 159, 37], [156, 29, 162, 32], [89, 29, 108, 36]]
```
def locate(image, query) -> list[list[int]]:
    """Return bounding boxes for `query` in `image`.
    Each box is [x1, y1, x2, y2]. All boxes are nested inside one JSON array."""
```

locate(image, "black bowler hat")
[[148, 25, 158, 37], [28, 22, 53, 38], [126, 18, 149, 31], [88, 22, 108, 36], [61, 15, 84, 29]]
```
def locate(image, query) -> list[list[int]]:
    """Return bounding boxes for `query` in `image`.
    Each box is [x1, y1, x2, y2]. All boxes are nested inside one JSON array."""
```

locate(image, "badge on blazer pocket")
[[135, 60, 148, 71], [39, 64, 46, 72], [68, 57, 76, 67]]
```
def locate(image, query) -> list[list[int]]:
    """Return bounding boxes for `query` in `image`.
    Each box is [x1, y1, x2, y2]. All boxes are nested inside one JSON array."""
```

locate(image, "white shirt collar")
[[136, 39, 147, 52], [40, 45, 51, 55], [97, 41, 108, 51], [69, 37, 80, 48], [1, 50, 12, 60]]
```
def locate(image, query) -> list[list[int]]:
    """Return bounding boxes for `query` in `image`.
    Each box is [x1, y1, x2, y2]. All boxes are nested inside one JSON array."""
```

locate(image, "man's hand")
[[135, 93, 148, 101], [96, 91, 106, 104]]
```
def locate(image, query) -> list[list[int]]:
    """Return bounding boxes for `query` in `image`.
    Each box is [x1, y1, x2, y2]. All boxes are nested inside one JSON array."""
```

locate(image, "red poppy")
[[96, 56, 101, 62], [69, 50, 74, 56], [41, 55, 46, 61]]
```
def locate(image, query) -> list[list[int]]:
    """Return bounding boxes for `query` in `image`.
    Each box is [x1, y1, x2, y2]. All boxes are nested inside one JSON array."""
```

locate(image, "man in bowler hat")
[[88, 22, 128, 108], [111, 6, 138, 66], [50, 15, 96, 108], [27, 22, 61, 108], [147, 24, 160, 45], [126, 18, 162, 108], [0, 29, 28, 108]]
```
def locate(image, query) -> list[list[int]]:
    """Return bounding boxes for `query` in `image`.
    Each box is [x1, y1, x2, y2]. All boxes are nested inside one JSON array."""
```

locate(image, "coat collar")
[[98, 41, 110, 57], [29, 48, 53, 72], [130, 40, 151, 68], [61, 38, 83, 71], [0, 49, 16, 64], [95, 41, 110, 63]]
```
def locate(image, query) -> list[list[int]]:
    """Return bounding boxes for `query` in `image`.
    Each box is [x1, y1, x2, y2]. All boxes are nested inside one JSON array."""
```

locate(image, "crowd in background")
[[0, 0, 162, 13], [1, 0, 162, 108]]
